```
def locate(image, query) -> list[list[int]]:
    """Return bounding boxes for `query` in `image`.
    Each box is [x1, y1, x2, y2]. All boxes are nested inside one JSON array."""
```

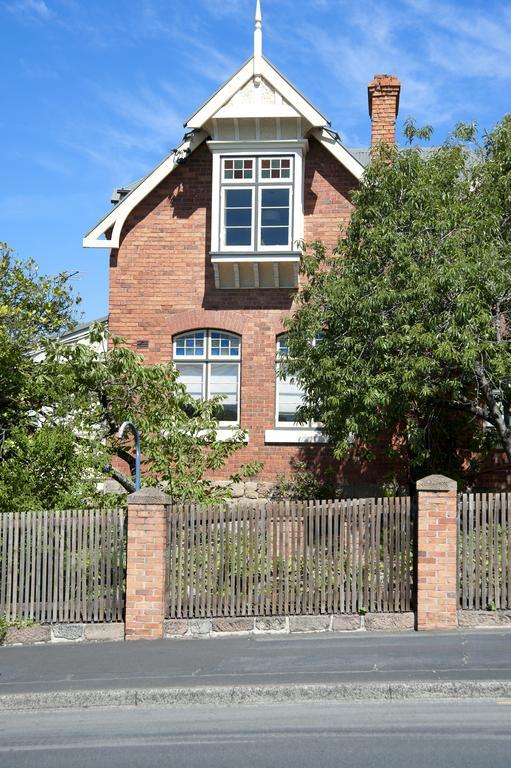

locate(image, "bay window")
[[220, 155, 294, 252]]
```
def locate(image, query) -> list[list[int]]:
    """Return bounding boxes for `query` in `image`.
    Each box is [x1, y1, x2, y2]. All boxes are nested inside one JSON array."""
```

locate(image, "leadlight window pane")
[[174, 331, 205, 357], [211, 332, 240, 358], [260, 157, 293, 180], [223, 158, 253, 181], [210, 363, 239, 422]]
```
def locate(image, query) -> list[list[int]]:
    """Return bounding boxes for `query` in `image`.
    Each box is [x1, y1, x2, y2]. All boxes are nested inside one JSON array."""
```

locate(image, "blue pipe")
[[117, 421, 141, 491]]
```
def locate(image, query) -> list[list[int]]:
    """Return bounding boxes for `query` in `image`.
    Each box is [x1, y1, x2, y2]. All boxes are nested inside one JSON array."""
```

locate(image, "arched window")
[[173, 330, 241, 424], [276, 333, 322, 427]]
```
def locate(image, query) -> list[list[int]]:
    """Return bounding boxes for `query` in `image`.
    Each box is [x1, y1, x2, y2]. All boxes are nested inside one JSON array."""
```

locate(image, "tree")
[[37, 327, 258, 503], [285, 117, 511, 481], [0, 243, 78, 430], [0, 245, 255, 511]]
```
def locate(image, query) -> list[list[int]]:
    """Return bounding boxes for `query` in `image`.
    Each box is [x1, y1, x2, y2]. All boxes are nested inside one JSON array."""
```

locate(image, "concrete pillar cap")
[[128, 487, 172, 505], [416, 474, 457, 492]]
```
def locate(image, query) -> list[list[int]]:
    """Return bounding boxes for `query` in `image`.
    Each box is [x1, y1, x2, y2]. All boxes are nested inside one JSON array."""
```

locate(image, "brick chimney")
[[368, 74, 401, 146]]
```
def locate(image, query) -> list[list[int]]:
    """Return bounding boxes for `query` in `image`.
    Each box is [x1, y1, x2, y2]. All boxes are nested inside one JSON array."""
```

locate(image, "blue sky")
[[2, 0, 511, 322]]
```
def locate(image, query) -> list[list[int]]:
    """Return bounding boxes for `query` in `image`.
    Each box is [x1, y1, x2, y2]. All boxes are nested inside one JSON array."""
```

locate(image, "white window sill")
[[198, 428, 249, 443], [264, 429, 328, 444]]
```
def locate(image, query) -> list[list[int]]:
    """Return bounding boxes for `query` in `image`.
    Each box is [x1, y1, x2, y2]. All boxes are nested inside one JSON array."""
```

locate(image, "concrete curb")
[[1, 680, 511, 712]]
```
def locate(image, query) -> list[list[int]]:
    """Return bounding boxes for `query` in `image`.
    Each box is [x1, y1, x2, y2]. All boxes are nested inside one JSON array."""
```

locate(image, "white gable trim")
[[186, 57, 328, 131], [312, 128, 365, 181], [83, 130, 208, 249]]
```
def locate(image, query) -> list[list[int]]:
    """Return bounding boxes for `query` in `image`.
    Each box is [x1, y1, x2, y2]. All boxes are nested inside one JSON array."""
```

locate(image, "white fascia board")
[[186, 57, 328, 131], [312, 127, 365, 181], [259, 59, 327, 128], [186, 59, 256, 129], [83, 130, 208, 249], [264, 429, 329, 444]]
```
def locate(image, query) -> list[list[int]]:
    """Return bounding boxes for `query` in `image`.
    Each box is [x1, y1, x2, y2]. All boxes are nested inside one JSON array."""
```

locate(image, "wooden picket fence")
[[459, 493, 511, 610], [167, 498, 415, 619], [0, 508, 126, 623]]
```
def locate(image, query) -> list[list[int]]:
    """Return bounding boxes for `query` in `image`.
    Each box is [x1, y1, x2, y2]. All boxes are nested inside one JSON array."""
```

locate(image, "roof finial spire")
[[254, 0, 263, 85]]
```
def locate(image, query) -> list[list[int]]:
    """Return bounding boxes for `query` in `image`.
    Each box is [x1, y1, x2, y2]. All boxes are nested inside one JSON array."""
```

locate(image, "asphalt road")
[[1, 699, 511, 768], [2, 630, 511, 696]]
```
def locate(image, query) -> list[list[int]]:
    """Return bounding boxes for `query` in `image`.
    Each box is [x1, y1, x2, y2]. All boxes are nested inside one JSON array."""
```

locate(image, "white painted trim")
[[264, 429, 328, 444], [186, 58, 328, 130], [312, 128, 365, 181], [83, 130, 208, 249], [208, 139, 309, 153], [211, 254, 300, 263], [196, 428, 249, 443], [211, 153, 222, 252], [217, 429, 249, 443]]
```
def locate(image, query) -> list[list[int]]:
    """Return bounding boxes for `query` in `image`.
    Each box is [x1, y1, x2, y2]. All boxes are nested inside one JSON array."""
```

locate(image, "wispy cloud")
[[62, 81, 188, 184], [6, 0, 53, 21]]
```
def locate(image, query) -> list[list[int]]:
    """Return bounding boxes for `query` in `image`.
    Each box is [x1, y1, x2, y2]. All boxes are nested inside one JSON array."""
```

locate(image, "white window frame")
[[221, 186, 255, 252], [173, 330, 242, 427], [275, 333, 321, 429], [258, 156, 293, 183], [209, 140, 307, 256], [222, 157, 255, 183], [257, 184, 293, 252]]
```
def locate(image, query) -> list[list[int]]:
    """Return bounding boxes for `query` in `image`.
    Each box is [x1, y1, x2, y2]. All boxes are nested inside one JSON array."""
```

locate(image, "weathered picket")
[[167, 497, 414, 618], [0, 508, 126, 622], [459, 493, 511, 610]]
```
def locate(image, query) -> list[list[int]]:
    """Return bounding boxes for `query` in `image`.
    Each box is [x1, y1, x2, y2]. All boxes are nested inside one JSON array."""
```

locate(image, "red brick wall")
[[125, 490, 170, 640], [368, 74, 400, 146], [108, 138, 404, 489], [416, 476, 458, 631]]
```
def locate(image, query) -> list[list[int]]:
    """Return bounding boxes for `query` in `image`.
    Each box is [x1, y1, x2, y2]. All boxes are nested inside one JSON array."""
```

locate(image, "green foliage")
[[0, 244, 251, 510], [286, 116, 511, 479], [274, 460, 337, 500], [0, 425, 104, 513], [0, 243, 79, 428], [0, 245, 83, 511], [39, 327, 256, 503]]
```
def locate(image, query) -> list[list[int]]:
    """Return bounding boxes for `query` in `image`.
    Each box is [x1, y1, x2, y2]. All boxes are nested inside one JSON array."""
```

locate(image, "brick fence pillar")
[[125, 488, 171, 641], [416, 474, 458, 631]]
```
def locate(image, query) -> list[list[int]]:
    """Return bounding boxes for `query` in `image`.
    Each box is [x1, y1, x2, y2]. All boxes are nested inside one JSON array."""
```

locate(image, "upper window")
[[173, 330, 241, 425], [220, 155, 294, 252], [276, 333, 322, 427]]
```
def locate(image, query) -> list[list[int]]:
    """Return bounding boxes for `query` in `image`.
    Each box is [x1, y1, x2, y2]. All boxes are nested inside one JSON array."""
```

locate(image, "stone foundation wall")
[[164, 612, 416, 639], [2, 623, 125, 647], [210, 480, 275, 500], [458, 610, 511, 628]]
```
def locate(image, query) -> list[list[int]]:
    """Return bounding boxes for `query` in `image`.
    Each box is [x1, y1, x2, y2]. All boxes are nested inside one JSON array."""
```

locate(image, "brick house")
[[83, 4, 405, 497]]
